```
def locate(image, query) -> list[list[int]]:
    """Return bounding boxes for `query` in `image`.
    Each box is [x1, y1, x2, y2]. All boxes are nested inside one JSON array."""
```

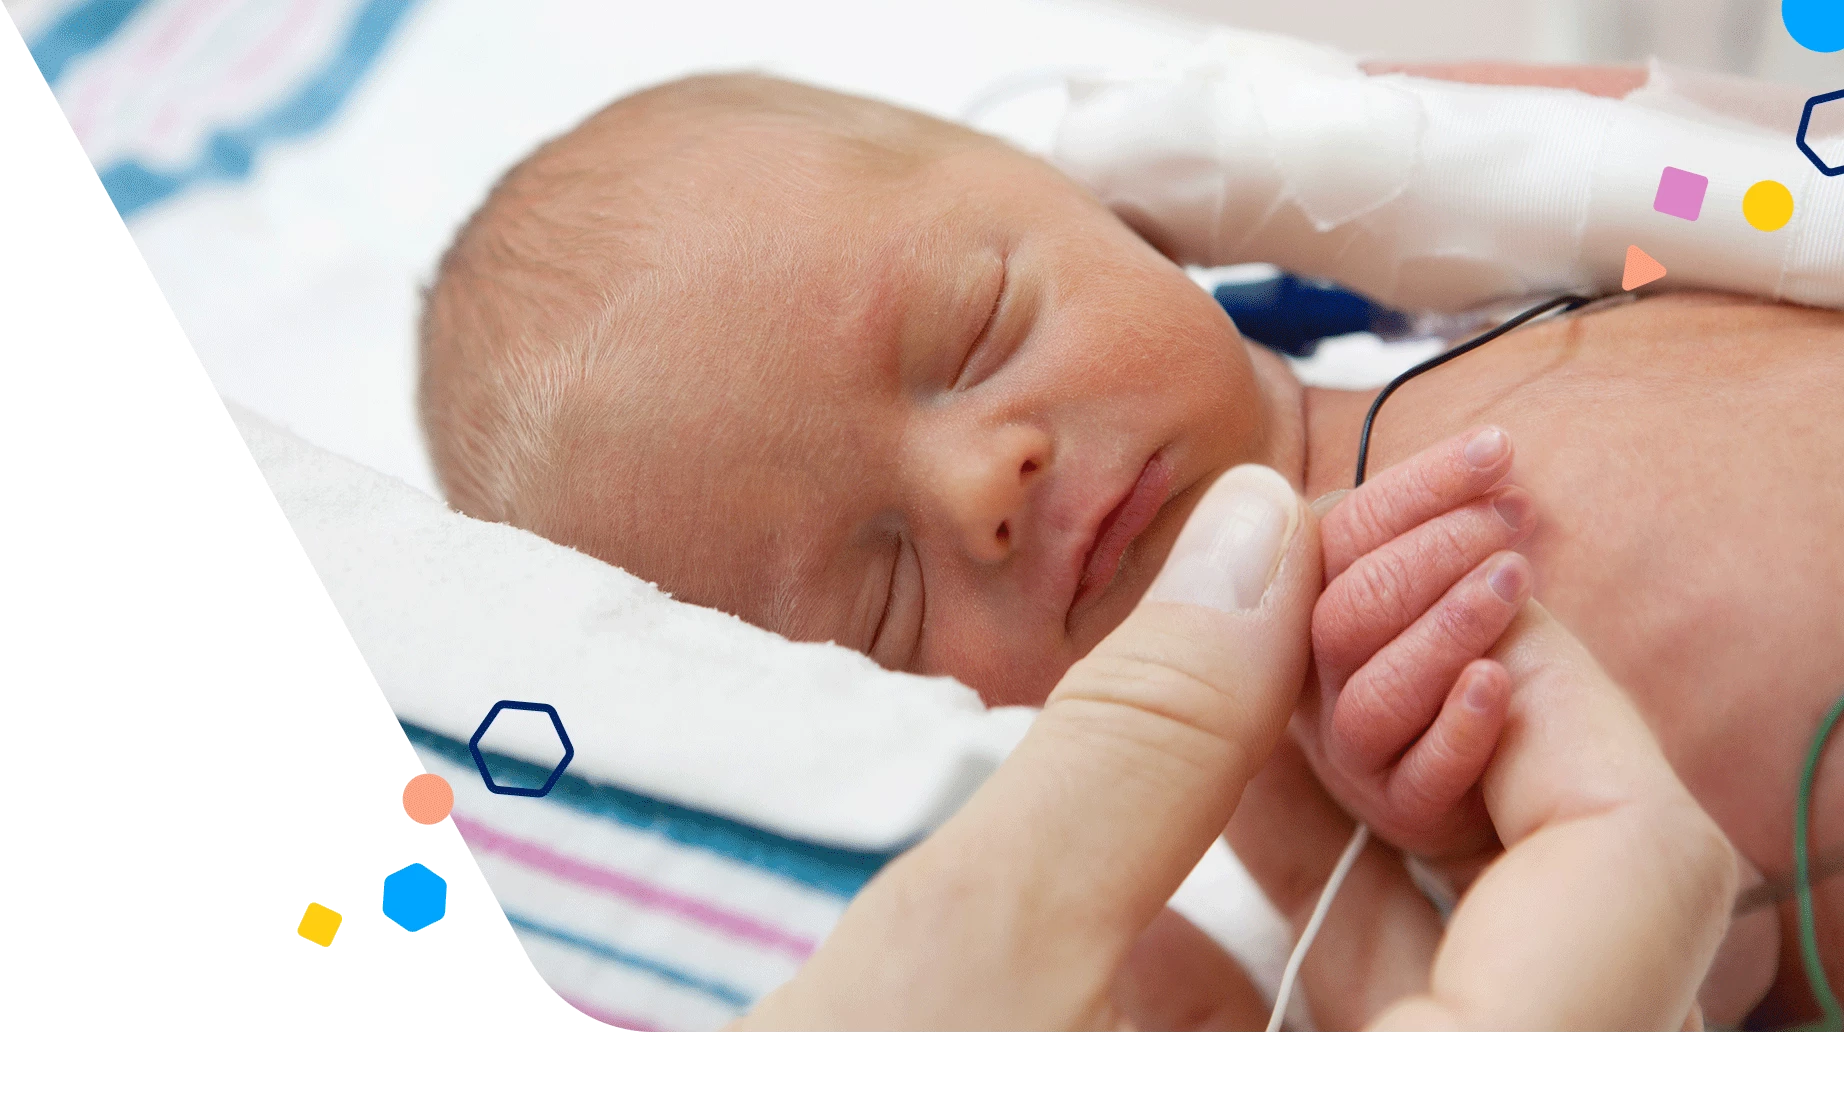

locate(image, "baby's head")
[[420, 75, 1297, 706]]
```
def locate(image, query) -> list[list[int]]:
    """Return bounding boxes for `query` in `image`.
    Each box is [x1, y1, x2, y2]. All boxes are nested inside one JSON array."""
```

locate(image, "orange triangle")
[[1623, 245, 1667, 291]]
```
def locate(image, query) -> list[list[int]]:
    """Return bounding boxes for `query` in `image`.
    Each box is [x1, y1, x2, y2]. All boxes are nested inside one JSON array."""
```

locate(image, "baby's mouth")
[[1070, 452, 1176, 622]]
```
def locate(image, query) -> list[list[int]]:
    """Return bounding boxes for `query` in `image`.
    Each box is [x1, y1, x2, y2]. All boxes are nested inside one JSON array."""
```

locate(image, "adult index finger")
[[913, 465, 1321, 987]]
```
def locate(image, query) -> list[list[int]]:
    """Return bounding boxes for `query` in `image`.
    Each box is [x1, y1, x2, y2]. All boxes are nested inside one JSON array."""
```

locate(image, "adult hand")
[[736, 464, 1320, 1029], [1371, 600, 1737, 1029], [735, 468, 1739, 1030], [1230, 602, 1740, 1031]]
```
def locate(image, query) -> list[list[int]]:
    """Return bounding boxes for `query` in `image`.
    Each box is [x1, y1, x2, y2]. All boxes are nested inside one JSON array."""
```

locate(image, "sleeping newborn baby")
[[418, 74, 1844, 1028]]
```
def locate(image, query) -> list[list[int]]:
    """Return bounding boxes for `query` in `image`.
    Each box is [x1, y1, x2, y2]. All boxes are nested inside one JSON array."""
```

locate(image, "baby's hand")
[[1303, 427, 1536, 861]]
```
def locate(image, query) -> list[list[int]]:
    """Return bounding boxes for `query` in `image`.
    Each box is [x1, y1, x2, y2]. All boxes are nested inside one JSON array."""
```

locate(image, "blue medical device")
[[1212, 272, 1413, 357]]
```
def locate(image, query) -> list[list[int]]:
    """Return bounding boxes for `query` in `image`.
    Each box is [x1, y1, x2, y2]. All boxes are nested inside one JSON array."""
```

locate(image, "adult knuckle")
[[1056, 651, 1253, 775]]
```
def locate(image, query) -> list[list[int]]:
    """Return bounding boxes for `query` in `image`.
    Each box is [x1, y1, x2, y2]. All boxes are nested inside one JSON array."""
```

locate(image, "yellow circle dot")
[[1742, 180, 1794, 232]]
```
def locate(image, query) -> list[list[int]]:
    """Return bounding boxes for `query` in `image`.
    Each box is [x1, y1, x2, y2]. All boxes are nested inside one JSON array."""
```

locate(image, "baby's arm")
[[1304, 427, 1535, 860]]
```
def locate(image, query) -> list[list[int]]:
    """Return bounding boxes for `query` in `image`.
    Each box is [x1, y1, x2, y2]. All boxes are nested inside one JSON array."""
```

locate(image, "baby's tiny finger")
[[1383, 661, 1508, 853], [1323, 426, 1515, 579], [1330, 552, 1532, 776], [1314, 487, 1535, 684]]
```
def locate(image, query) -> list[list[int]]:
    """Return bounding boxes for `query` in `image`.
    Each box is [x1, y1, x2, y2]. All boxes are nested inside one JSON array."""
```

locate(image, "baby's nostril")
[[1021, 459, 1038, 476], [996, 521, 1010, 545]]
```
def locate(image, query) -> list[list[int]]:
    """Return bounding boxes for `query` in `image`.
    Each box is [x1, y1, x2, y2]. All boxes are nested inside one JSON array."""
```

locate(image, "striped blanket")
[[407, 722, 889, 1031]]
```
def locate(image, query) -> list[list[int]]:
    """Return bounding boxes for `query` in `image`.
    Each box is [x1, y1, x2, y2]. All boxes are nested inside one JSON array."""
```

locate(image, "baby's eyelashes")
[[867, 534, 925, 670]]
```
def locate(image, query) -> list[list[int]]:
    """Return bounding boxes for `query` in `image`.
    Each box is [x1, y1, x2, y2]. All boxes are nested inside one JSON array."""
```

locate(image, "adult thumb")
[[933, 464, 1321, 960]]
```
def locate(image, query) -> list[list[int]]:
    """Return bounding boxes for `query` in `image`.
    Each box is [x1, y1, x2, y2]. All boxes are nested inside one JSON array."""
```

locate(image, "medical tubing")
[[1267, 824, 1369, 1032], [1794, 692, 1844, 1031], [1353, 295, 1595, 485]]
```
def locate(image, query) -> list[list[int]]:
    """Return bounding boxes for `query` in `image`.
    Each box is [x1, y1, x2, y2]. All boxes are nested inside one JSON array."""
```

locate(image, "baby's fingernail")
[[1463, 669, 1497, 712], [1464, 427, 1509, 469], [1311, 489, 1349, 518], [1492, 488, 1532, 531], [1486, 554, 1530, 604], [1147, 464, 1300, 613]]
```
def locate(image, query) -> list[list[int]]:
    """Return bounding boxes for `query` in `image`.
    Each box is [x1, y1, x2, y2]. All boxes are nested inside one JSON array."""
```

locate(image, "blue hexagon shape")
[[382, 863, 447, 932], [467, 700, 574, 798], [1797, 90, 1844, 177]]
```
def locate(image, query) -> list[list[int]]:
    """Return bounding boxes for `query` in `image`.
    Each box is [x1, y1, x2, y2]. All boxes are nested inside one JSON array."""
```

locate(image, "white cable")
[[1266, 822, 1369, 1032]]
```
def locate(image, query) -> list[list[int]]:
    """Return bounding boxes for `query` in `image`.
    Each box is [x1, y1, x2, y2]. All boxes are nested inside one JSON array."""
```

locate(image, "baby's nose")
[[931, 423, 1051, 564]]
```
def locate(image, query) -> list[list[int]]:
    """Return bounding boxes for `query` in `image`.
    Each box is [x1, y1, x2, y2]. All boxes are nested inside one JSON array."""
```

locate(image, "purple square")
[[1654, 166, 1709, 221]]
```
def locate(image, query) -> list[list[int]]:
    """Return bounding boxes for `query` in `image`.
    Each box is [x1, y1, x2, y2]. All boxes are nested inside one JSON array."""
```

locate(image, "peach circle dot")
[[402, 773, 454, 824], [1742, 180, 1794, 232]]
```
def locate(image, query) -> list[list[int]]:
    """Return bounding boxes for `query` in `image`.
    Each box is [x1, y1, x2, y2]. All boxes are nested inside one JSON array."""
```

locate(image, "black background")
[[1, 21, 597, 1040]]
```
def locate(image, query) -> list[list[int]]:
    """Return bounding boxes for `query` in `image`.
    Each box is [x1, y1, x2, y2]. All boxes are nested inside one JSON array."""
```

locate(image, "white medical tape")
[[1051, 29, 1844, 313]]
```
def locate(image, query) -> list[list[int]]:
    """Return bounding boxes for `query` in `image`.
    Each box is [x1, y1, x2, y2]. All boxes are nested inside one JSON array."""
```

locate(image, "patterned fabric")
[[409, 723, 891, 1031], [21, 0, 420, 216]]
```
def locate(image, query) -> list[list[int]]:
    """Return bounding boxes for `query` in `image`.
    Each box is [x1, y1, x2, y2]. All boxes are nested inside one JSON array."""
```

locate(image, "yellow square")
[[297, 902, 342, 947]]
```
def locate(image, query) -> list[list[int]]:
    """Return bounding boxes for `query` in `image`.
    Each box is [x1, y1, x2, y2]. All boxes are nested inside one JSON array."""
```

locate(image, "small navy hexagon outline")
[[1797, 89, 1844, 178], [467, 699, 575, 797]]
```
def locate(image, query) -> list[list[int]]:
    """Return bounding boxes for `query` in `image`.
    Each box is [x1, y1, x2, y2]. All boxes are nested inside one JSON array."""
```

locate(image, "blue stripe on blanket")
[[401, 721, 893, 900], [505, 913, 755, 1010], [25, 0, 152, 87], [27, 0, 425, 217]]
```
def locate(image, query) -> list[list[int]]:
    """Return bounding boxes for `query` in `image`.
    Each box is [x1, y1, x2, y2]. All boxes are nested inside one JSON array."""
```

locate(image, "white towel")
[[233, 404, 1034, 850]]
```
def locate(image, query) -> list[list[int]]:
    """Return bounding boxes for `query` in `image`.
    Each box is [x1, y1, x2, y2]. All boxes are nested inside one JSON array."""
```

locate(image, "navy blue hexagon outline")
[[467, 700, 574, 797], [1797, 90, 1844, 177]]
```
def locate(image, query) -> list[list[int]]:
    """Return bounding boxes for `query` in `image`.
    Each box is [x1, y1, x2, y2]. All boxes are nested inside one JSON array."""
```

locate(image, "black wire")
[[1352, 293, 1595, 488]]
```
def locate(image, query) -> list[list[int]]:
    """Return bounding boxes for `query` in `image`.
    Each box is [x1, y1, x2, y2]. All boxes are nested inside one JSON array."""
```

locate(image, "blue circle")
[[1785, 0, 1844, 52]]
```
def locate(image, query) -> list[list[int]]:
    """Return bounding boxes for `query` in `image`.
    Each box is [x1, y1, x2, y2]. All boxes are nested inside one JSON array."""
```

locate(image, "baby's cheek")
[[916, 614, 1073, 708]]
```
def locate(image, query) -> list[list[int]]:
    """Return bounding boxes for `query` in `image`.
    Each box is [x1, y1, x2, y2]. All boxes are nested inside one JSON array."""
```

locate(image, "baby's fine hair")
[[417, 74, 964, 531]]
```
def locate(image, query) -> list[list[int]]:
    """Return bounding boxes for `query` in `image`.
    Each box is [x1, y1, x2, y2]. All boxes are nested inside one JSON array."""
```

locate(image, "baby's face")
[[563, 125, 1290, 706]]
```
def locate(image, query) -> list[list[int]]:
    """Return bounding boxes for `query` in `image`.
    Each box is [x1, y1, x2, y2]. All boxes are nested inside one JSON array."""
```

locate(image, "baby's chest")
[[1390, 300, 1844, 863]]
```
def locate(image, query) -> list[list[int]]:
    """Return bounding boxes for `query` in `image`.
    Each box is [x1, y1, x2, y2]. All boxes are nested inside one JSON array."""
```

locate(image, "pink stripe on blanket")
[[559, 994, 660, 1033], [451, 813, 817, 961]]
